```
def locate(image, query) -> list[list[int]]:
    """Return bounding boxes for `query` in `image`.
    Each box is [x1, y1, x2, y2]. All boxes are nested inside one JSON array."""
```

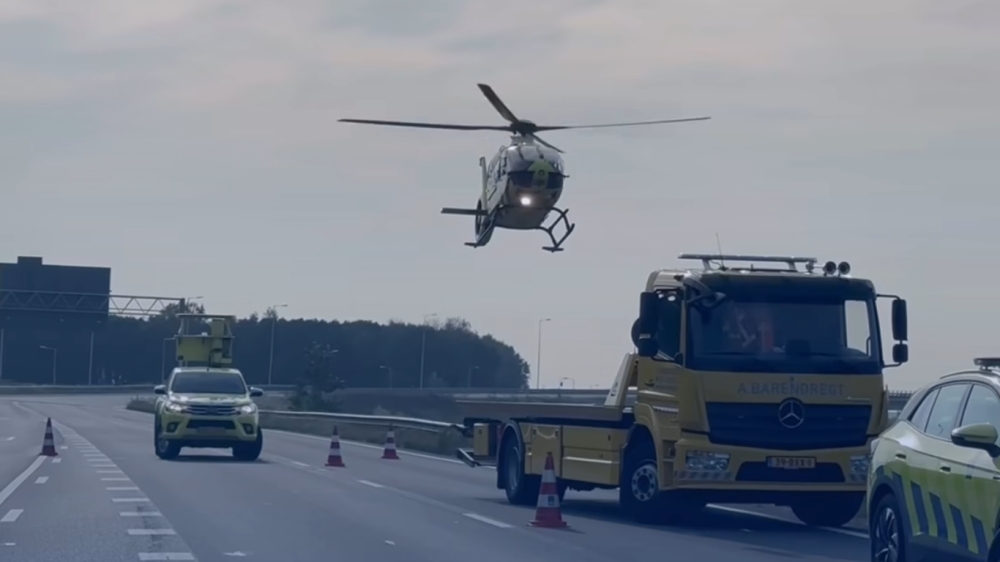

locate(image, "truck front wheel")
[[501, 436, 540, 505], [620, 440, 667, 523]]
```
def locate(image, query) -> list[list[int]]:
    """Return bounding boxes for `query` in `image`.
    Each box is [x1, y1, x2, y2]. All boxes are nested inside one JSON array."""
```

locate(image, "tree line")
[[0, 302, 531, 388]]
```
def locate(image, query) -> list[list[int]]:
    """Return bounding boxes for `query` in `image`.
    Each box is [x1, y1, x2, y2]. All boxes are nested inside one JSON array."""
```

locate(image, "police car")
[[868, 358, 1000, 562]]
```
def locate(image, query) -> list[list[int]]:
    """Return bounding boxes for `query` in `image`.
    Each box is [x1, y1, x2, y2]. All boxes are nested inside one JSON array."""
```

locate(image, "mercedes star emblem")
[[778, 398, 805, 429]]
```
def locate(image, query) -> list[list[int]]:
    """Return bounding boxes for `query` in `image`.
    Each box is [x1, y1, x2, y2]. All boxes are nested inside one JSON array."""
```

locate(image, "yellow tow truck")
[[153, 314, 264, 461], [457, 253, 910, 526]]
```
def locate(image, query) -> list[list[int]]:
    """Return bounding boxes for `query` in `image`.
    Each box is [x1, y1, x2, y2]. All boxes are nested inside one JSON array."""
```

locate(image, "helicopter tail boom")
[[441, 207, 487, 216]]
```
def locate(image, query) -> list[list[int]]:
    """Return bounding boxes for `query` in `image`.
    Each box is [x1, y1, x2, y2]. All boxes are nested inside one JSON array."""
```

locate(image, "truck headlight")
[[238, 403, 257, 415], [685, 451, 730, 471], [165, 401, 187, 413], [850, 455, 870, 474]]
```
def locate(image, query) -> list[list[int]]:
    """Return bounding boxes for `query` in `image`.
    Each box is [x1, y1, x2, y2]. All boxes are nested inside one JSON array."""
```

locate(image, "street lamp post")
[[267, 304, 289, 386], [39, 345, 57, 385], [536, 318, 551, 389], [380, 365, 394, 388], [467, 365, 479, 388], [419, 313, 437, 389]]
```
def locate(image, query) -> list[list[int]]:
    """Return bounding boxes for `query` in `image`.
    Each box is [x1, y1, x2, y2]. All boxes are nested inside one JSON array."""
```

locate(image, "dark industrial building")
[[0, 256, 111, 384]]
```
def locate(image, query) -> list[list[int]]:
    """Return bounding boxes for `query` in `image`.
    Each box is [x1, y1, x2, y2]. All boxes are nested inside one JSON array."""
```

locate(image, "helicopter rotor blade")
[[532, 116, 711, 132], [338, 118, 511, 132], [476, 84, 520, 124], [531, 134, 564, 154]]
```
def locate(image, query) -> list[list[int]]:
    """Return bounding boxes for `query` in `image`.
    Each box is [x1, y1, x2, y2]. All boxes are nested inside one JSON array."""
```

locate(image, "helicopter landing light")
[[520, 196, 532, 206]]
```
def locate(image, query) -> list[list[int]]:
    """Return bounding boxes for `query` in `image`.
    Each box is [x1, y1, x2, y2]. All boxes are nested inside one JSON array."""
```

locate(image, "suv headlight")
[[238, 403, 257, 415], [685, 450, 730, 471], [165, 401, 188, 413]]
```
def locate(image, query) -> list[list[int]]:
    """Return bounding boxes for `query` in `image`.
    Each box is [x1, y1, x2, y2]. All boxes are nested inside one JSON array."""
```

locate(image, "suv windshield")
[[686, 296, 881, 375], [170, 371, 247, 394]]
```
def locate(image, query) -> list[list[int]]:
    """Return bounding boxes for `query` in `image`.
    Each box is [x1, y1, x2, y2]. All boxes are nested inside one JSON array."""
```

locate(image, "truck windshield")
[[686, 297, 881, 375], [170, 372, 247, 394]]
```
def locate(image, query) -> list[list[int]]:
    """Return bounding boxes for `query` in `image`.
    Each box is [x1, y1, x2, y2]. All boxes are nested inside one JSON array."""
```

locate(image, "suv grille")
[[705, 402, 871, 450], [186, 404, 238, 416]]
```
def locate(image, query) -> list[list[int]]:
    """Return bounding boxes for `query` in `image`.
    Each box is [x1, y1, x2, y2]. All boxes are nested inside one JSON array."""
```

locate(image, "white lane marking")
[[357, 480, 385, 488], [97, 470, 124, 474], [34, 477, 48, 484], [120, 512, 163, 517], [128, 529, 177, 536], [112, 498, 151, 503], [102, 477, 130, 481], [107, 487, 139, 491], [2, 437, 14, 441], [463, 512, 513, 528], [707, 505, 869, 539], [87, 456, 111, 460], [51, 458, 62, 464], [290, 460, 309, 468], [91, 464, 118, 468], [1, 509, 23, 523], [59, 445, 68, 450], [0, 456, 45, 508], [138, 553, 195, 561]]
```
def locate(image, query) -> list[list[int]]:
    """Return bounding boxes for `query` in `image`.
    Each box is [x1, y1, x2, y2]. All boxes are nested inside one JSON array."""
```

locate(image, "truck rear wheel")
[[501, 436, 540, 505]]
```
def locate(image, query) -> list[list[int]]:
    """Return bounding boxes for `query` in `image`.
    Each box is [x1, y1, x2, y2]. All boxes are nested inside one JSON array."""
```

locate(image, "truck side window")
[[658, 297, 681, 359]]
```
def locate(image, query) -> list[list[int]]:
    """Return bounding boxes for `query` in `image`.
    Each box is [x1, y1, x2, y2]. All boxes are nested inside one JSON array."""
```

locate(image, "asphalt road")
[[1, 395, 871, 562]]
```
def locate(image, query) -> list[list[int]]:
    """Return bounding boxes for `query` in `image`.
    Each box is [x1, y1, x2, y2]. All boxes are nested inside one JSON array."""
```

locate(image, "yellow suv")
[[153, 367, 264, 461], [868, 358, 1000, 562]]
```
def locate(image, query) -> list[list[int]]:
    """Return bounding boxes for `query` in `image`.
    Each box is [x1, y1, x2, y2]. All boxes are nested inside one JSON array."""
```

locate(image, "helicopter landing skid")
[[537, 206, 575, 253]]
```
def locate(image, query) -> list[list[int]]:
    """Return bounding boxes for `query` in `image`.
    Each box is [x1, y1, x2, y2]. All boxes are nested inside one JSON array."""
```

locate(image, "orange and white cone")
[[381, 424, 399, 460], [325, 426, 345, 467], [530, 452, 568, 528], [40, 418, 58, 457]]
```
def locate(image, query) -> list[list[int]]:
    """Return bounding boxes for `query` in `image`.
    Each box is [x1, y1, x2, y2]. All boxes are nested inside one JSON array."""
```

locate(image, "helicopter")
[[339, 84, 710, 252]]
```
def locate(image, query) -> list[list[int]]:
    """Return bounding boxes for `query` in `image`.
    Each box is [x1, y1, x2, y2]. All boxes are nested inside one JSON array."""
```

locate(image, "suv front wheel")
[[154, 420, 181, 460]]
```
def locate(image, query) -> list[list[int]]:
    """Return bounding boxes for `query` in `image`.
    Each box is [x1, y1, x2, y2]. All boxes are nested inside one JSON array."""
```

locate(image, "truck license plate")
[[767, 456, 816, 470]]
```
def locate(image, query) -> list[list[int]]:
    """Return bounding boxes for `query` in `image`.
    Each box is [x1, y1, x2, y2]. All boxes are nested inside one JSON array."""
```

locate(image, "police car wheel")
[[871, 493, 905, 562]]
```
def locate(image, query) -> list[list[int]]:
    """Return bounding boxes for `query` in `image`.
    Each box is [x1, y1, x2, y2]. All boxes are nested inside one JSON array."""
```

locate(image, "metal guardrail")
[[0, 384, 296, 395], [261, 410, 465, 434]]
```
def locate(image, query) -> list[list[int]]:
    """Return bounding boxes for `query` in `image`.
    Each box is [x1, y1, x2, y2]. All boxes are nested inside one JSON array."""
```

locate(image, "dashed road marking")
[[108, 486, 140, 491], [97, 470, 125, 474], [138, 553, 195, 561], [91, 464, 119, 468], [463, 512, 513, 529], [102, 477, 130, 481], [59, 445, 68, 450], [357, 480, 385, 488], [1, 509, 23, 523], [290, 460, 309, 468], [128, 529, 177, 536], [51, 458, 62, 464], [34, 477, 48, 484], [0, 456, 45, 508], [113, 498, 151, 503], [121, 512, 163, 517]]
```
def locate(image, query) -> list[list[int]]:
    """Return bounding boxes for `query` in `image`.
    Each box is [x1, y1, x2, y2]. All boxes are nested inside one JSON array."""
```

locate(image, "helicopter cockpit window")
[[508, 170, 564, 190]]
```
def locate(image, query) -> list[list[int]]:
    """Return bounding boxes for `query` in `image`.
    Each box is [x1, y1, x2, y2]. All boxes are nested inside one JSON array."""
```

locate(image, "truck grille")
[[705, 402, 871, 451], [186, 404, 238, 416]]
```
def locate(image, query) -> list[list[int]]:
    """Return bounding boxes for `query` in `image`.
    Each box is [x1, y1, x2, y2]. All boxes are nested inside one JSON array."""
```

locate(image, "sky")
[[1, 0, 997, 391]]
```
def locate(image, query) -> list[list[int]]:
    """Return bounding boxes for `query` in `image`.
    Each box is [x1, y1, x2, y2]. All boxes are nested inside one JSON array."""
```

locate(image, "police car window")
[[959, 385, 1000, 439], [924, 383, 971, 439], [908, 388, 939, 432]]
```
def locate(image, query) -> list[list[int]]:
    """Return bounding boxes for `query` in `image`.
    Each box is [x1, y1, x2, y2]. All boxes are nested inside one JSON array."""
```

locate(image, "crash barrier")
[[125, 398, 472, 456]]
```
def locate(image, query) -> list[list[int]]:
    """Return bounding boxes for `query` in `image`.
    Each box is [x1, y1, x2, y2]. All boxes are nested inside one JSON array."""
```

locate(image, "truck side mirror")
[[892, 343, 909, 364], [891, 299, 908, 342], [636, 292, 660, 357]]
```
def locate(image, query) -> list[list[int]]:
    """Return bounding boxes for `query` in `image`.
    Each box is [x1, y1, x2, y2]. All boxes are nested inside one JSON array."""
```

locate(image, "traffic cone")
[[325, 426, 345, 467], [381, 424, 400, 460], [529, 452, 568, 528], [40, 418, 58, 457]]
